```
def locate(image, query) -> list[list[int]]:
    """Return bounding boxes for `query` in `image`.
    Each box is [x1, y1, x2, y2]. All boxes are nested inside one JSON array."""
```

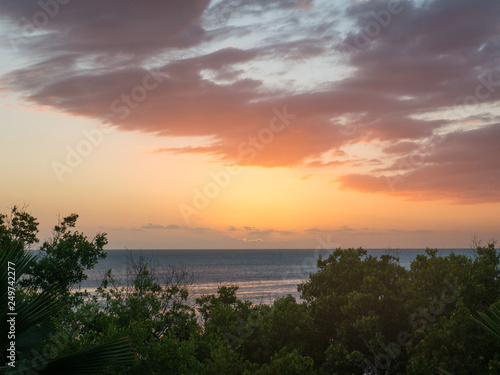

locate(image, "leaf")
[[473, 302, 500, 339]]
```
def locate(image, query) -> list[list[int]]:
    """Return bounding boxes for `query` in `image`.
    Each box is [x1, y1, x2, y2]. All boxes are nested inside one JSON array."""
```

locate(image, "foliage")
[[404, 245, 500, 375], [0, 244, 135, 374], [405, 299, 495, 375], [298, 248, 410, 374], [240, 295, 312, 365], [23, 213, 107, 295], [0, 206, 39, 251], [2, 206, 500, 374], [246, 348, 315, 375], [40, 242, 500, 374], [59, 253, 201, 375], [474, 299, 500, 340]]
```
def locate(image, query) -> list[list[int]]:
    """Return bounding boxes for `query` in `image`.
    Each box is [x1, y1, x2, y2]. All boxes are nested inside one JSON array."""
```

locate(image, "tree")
[[25, 213, 107, 295], [0, 244, 135, 374], [406, 243, 500, 375], [474, 299, 500, 340], [239, 295, 312, 365], [60, 253, 201, 375], [406, 299, 500, 375], [406, 244, 500, 316], [298, 248, 410, 374], [247, 348, 315, 375], [0, 206, 39, 251], [472, 300, 500, 373], [0, 207, 108, 298]]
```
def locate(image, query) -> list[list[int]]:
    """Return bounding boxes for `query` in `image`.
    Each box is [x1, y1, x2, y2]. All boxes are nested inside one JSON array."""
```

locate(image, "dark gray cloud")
[[1, 0, 210, 59], [142, 223, 181, 230], [382, 142, 420, 155], [339, 124, 500, 204], [305, 226, 433, 236], [1, 0, 500, 201]]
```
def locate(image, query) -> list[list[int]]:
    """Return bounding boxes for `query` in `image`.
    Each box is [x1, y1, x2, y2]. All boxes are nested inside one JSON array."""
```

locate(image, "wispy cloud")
[[338, 124, 500, 204], [306, 226, 434, 236], [1, 0, 500, 202], [142, 223, 182, 230]]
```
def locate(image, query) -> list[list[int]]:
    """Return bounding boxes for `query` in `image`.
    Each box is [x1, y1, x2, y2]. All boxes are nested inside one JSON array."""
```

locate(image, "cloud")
[[142, 223, 181, 230], [305, 228, 330, 233], [248, 230, 294, 236], [98, 226, 142, 232], [242, 238, 264, 242], [338, 124, 500, 203], [382, 141, 420, 155], [306, 160, 348, 168], [1, 0, 500, 202], [1, 0, 210, 58], [306, 226, 433, 236], [228, 226, 295, 237]]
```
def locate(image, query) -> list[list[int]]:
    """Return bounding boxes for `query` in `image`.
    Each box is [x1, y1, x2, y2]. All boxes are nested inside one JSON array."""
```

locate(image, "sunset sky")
[[0, 0, 499, 249]]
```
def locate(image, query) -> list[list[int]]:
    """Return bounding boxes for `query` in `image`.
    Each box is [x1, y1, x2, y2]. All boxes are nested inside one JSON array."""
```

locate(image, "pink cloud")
[[338, 125, 500, 204], [2, 0, 500, 201]]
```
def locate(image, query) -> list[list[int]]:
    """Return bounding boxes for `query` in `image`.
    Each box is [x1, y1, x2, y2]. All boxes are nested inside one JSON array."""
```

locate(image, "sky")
[[0, 0, 499, 249]]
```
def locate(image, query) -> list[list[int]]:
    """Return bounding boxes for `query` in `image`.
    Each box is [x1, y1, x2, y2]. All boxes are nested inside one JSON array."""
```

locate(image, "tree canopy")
[[1, 206, 499, 374]]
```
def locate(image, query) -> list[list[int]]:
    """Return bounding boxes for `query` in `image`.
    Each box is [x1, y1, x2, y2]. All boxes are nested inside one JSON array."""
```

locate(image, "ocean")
[[74, 248, 474, 305]]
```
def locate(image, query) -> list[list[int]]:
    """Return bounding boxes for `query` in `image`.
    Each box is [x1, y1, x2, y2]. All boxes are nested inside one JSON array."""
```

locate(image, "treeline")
[[1, 207, 499, 374]]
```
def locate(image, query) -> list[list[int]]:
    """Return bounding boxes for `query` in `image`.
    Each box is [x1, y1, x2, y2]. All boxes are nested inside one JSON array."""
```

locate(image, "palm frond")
[[437, 369, 454, 375], [1, 245, 61, 350], [473, 302, 500, 339], [0, 245, 35, 305], [1, 244, 136, 374], [31, 338, 135, 375]]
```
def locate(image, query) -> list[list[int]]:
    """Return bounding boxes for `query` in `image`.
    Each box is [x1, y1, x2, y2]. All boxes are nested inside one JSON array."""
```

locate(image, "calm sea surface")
[[70, 248, 473, 304]]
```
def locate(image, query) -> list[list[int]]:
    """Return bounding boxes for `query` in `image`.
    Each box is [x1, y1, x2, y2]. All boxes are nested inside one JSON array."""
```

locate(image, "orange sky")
[[0, 0, 499, 249]]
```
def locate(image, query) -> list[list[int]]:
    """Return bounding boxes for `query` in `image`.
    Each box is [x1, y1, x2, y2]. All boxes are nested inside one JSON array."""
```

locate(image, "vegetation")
[[0, 233, 135, 374], [1, 207, 499, 374]]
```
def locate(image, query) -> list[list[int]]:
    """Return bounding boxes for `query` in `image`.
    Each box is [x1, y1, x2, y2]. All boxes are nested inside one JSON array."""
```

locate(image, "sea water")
[[73, 248, 473, 304]]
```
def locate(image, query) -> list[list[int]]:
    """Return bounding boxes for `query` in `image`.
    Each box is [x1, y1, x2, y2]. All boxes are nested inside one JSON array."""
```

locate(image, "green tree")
[[0, 206, 39, 251], [406, 245, 500, 317], [60, 253, 201, 375], [474, 299, 500, 340], [298, 248, 410, 374], [197, 285, 254, 348], [406, 299, 500, 375], [247, 348, 315, 375], [239, 295, 312, 365], [196, 286, 261, 373], [0, 244, 135, 374], [25, 213, 107, 295], [405, 243, 500, 375]]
